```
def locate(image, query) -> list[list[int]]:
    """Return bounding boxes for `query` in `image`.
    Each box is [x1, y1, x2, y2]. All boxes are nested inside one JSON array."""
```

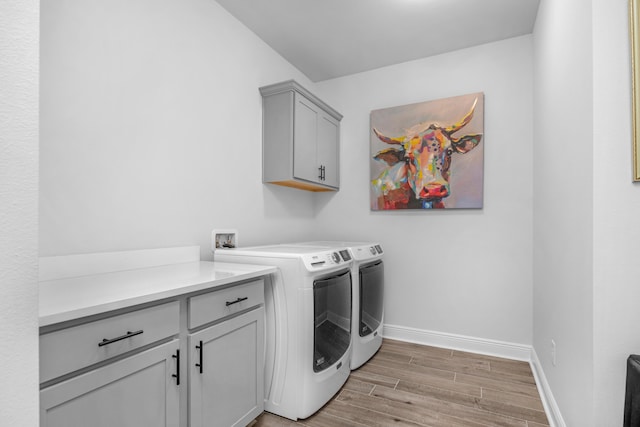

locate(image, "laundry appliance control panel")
[[302, 250, 351, 271], [349, 244, 384, 261]]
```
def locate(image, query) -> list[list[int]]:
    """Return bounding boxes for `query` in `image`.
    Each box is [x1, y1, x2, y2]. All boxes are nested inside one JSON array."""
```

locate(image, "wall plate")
[[211, 229, 238, 252]]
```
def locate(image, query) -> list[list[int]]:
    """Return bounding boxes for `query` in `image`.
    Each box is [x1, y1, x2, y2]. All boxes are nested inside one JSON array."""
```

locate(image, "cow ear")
[[374, 148, 405, 165], [451, 134, 482, 153]]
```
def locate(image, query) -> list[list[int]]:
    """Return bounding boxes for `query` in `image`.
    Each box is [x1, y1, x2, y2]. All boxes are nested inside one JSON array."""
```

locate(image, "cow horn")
[[445, 98, 478, 134], [373, 128, 405, 145]]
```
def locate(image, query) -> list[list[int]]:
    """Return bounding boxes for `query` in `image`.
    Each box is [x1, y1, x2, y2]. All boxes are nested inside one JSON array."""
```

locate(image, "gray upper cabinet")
[[260, 80, 342, 192]]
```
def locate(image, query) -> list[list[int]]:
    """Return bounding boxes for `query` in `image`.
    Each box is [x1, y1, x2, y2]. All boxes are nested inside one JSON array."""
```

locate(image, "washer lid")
[[218, 244, 353, 270], [228, 244, 330, 256], [292, 241, 383, 261]]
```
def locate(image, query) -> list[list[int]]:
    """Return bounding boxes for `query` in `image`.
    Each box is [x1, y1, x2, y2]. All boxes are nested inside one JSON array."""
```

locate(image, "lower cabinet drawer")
[[188, 279, 264, 329], [40, 301, 179, 383]]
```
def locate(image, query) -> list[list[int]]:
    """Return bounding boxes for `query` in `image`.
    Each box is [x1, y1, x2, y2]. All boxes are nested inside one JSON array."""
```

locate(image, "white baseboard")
[[382, 323, 564, 427], [383, 323, 532, 360], [530, 348, 567, 427]]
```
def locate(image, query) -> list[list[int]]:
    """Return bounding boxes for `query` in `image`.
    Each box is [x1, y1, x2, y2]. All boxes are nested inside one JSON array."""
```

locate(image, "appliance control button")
[[331, 252, 340, 263], [370, 247, 376, 255]]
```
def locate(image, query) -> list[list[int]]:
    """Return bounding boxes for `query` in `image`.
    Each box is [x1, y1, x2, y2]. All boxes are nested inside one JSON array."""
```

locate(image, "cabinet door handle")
[[195, 340, 203, 374], [318, 165, 324, 180], [172, 349, 180, 385], [226, 296, 248, 307], [98, 329, 143, 347], [321, 165, 326, 180]]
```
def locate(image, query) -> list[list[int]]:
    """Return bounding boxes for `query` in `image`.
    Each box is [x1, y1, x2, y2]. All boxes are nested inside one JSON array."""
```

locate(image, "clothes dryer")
[[214, 244, 353, 421], [293, 241, 384, 369]]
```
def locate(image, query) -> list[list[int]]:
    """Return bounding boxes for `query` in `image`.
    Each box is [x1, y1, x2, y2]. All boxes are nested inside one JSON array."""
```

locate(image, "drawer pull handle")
[[195, 340, 203, 374], [98, 329, 143, 347], [172, 349, 180, 385], [226, 297, 248, 307]]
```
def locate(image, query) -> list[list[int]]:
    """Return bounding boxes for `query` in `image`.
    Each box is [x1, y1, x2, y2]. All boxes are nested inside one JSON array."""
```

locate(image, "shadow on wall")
[[263, 184, 334, 219]]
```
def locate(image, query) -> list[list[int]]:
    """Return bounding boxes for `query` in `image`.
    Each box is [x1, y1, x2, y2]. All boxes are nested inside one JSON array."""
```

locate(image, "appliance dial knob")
[[331, 252, 340, 263], [370, 247, 376, 255]]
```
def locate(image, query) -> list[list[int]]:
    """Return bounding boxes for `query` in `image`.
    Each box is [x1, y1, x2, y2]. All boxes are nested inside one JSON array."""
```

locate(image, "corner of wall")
[[530, 347, 567, 427]]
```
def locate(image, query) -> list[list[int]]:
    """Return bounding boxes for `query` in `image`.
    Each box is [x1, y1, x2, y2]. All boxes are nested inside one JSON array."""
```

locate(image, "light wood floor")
[[251, 339, 549, 427]]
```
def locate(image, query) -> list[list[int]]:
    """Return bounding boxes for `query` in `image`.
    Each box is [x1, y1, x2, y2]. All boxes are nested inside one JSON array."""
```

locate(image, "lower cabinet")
[[40, 340, 180, 427], [40, 279, 266, 427], [189, 307, 265, 427]]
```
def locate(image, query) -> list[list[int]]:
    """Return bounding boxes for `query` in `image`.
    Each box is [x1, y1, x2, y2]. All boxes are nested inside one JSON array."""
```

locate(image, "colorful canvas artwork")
[[370, 93, 484, 210]]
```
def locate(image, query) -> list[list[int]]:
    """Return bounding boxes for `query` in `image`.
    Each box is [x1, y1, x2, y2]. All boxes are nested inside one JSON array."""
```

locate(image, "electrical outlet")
[[551, 339, 557, 366]]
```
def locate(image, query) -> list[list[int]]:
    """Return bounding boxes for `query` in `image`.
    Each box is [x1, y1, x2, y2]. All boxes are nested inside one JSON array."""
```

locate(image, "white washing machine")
[[293, 241, 384, 369], [214, 244, 353, 421]]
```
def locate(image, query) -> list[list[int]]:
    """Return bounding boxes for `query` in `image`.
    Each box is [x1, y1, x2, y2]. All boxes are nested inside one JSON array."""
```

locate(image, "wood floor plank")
[[409, 353, 491, 374], [337, 388, 486, 427], [249, 412, 296, 426], [396, 379, 488, 410], [446, 362, 537, 386], [252, 338, 550, 426], [527, 421, 551, 427], [350, 368, 400, 388], [299, 409, 370, 427], [323, 397, 425, 427], [452, 350, 529, 368], [481, 387, 545, 411], [456, 372, 541, 398], [370, 385, 528, 427], [472, 397, 548, 425], [382, 339, 453, 359], [396, 379, 548, 424], [374, 348, 414, 364], [342, 376, 376, 394], [367, 353, 455, 381], [488, 359, 534, 377], [360, 358, 482, 397]]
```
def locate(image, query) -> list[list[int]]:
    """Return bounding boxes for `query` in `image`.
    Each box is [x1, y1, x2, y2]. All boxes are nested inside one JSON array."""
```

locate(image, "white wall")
[[316, 36, 534, 346], [532, 0, 594, 425], [0, 0, 40, 425], [39, 0, 323, 259], [40, 1, 534, 349], [592, 0, 640, 425], [34, 0, 640, 424]]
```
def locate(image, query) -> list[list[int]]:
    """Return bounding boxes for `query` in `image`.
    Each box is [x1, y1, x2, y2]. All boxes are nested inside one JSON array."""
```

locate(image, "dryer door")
[[359, 260, 384, 337], [313, 269, 352, 373]]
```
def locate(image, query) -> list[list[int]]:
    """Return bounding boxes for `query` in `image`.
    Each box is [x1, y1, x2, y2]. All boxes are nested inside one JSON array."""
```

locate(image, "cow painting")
[[370, 93, 484, 210]]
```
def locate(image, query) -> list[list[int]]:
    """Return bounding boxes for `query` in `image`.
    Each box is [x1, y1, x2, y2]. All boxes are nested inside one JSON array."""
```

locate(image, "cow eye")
[[446, 148, 453, 156]]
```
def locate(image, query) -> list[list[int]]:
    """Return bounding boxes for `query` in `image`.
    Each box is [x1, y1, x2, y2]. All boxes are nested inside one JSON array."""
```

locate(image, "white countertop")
[[39, 261, 276, 327]]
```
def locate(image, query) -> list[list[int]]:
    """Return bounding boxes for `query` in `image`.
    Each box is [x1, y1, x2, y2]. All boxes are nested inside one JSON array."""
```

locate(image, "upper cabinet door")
[[261, 80, 342, 192], [316, 112, 340, 188], [293, 94, 321, 184]]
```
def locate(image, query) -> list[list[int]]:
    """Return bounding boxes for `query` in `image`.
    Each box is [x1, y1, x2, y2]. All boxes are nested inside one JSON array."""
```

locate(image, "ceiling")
[[214, 0, 541, 82]]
